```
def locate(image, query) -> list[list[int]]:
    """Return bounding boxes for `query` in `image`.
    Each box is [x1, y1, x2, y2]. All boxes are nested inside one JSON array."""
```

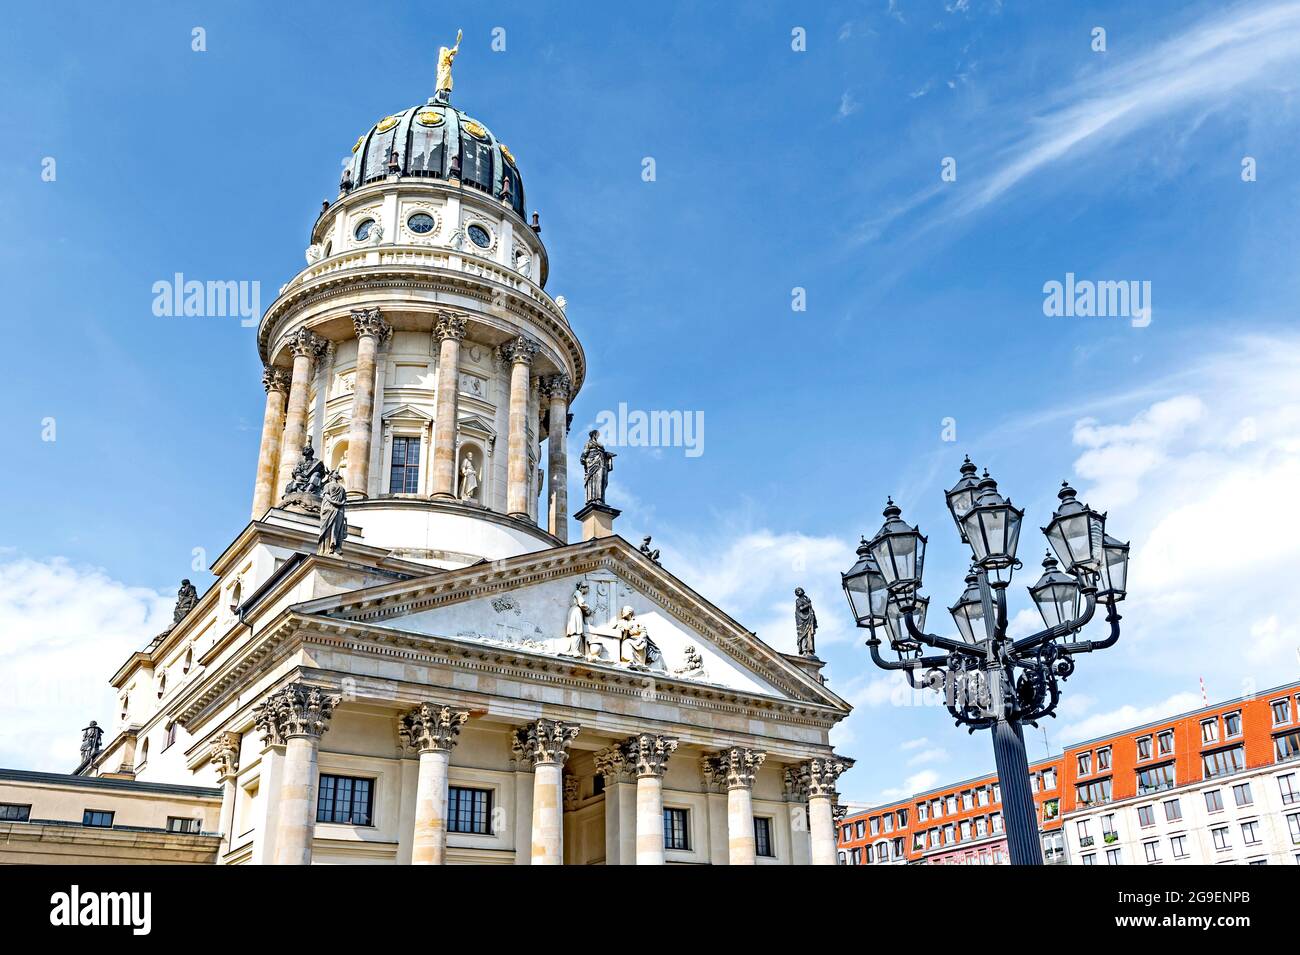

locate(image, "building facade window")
[[316, 774, 373, 826], [0, 804, 31, 822], [1205, 789, 1224, 813], [754, 816, 774, 857], [1143, 840, 1160, 863], [1233, 782, 1253, 807], [1170, 835, 1188, 858], [1273, 698, 1293, 726], [1136, 736, 1152, 760], [1076, 778, 1112, 807], [663, 807, 689, 851], [389, 435, 421, 493], [1276, 729, 1300, 764], [1280, 773, 1299, 805], [1137, 805, 1155, 827], [1241, 820, 1261, 846], [1201, 719, 1219, 744], [1287, 812, 1300, 845], [1224, 712, 1242, 737], [1157, 729, 1175, 755], [1211, 826, 1230, 851], [82, 809, 114, 828], [448, 786, 492, 835], [1137, 762, 1176, 795], [166, 816, 200, 833], [1164, 798, 1183, 822], [1097, 747, 1112, 771], [1203, 745, 1245, 779], [1078, 752, 1092, 776], [1081, 852, 1096, 865], [1105, 847, 1122, 865]]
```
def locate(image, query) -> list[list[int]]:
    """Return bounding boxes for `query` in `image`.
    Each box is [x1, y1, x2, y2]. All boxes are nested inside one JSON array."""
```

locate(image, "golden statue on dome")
[[434, 29, 463, 103]]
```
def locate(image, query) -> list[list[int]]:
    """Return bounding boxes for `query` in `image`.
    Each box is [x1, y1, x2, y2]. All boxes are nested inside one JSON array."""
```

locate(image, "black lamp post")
[[841, 460, 1129, 865]]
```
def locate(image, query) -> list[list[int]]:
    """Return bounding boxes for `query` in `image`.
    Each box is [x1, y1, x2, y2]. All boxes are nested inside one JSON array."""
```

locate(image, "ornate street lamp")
[[841, 459, 1128, 866]]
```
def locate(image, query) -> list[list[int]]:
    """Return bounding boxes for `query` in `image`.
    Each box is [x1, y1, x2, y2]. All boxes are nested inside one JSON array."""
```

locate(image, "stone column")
[[514, 718, 579, 865], [542, 374, 571, 541], [253, 682, 340, 866], [498, 336, 539, 519], [595, 746, 636, 865], [510, 735, 535, 866], [208, 731, 241, 862], [621, 733, 678, 865], [345, 308, 391, 498], [399, 702, 470, 865], [709, 747, 766, 865], [251, 368, 290, 519], [276, 328, 327, 497], [784, 766, 813, 866], [803, 753, 854, 866], [701, 757, 730, 865], [430, 313, 468, 498]]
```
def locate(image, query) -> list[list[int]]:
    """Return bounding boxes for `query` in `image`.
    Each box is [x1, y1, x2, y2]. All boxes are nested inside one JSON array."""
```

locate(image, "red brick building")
[[839, 680, 1300, 865]]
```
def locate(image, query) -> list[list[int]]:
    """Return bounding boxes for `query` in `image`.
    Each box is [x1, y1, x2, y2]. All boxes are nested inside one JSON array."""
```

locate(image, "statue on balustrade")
[[318, 469, 347, 556], [795, 587, 818, 657], [173, 579, 199, 625], [284, 437, 327, 500], [581, 430, 616, 505]]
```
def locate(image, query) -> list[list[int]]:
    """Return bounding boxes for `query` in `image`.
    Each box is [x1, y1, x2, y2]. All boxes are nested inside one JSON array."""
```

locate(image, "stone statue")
[[284, 437, 326, 498], [435, 29, 463, 102], [79, 721, 103, 764], [459, 452, 480, 502], [581, 430, 616, 505], [615, 606, 661, 670], [673, 645, 706, 680], [795, 586, 818, 657], [318, 469, 347, 555], [639, 536, 661, 565], [173, 579, 198, 624], [564, 583, 594, 658]]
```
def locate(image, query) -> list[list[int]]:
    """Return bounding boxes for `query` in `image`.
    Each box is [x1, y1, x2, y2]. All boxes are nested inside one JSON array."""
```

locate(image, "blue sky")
[[3, 0, 1300, 805]]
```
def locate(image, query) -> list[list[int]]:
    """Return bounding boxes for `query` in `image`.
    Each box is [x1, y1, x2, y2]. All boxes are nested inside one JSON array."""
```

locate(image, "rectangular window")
[[1077, 752, 1092, 776], [316, 774, 374, 826], [1212, 826, 1230, 851], [849, 847, 861, 865], [1224, 712, 1242, 738], [917, 803, 928, 822], [663, 807, 689, 851], [1143, 840, 1160, 863], [959, 820, 971, 840], [1241, 821, 1261, 846], [962, 790, 974, 809], [1170, 835, 1188, 859], [1136, 763, 1176, 795], [1157, 730, 1175, 756], [991, 812, 1003, 833], [389, 435, 421, 493], [82, 809, 114, 828], [754, 816, 774, 857], [945, 795, 957, 815], [1081, 852, 1096, 866], [1105, 847, 1122, 865], [1136, 736, 1153, 761], [1101, 813, 1116, 837], [0, 803, 31, 822], [1201, 719, 1219, 744], [1276, 730, 1300, 764], [883, 813, 894, 833], [897, 808, 908, 827], [166, 816, 200, 833], [1097, 747, 1112, 771], [1233, 782, 1253, 807], [1273, 699, 1293, 726], [1137, 805, 1155, 827], [1164, 798, 1182, 822], [860, 820, 869, 838], [943, 824, 955, 845], [1076, 778, 1113, 807], [1280, 773, 1299, 806], [1205, 789, 1224, 813], [913, 832, 925, 851], [1203, 745, 1245, 779], [977, 788, 990, 806], [976, 816, 988, 837], [447, 786, 491, 835], [1044, 768, 1057, 789], [1288, 812, 1300, 845]]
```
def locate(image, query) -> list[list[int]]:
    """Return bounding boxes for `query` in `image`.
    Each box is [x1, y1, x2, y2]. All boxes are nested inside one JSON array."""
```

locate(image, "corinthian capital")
[[801, 753, 855, 799], [208, 731, 241, 780], [709, 747, 767, 790], [434, 312, 468, 342], [262, 366, 291, 395], [622, 733, 678, 778], [498, 334, 540, 366], [253, 682, 340, 745], [286, 327, 328, 360], [594, 745, 635, 784], [541, 374, 571, 401], [514, 718, 580, 767], [351, 307, 392, 342], [399, 702, 470, 754]]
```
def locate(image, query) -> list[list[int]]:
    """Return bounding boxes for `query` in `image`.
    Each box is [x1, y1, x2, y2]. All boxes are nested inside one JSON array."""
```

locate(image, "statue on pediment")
[[564, 583, 594, 658], [173, 579, 199, 625], [615, 605, 661, 670]]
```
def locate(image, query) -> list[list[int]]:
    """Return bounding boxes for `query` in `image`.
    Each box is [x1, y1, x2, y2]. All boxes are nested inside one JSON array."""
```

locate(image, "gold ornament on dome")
[[352, 135, 364, 153], [416, 110, 444, 127], [375, 114, 401, 133], [499, 143, 517, 165], [462, 119, 488, 139]]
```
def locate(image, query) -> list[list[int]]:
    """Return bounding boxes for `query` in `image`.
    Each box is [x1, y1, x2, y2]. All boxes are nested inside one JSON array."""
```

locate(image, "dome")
[[340, 101, 526, 217]]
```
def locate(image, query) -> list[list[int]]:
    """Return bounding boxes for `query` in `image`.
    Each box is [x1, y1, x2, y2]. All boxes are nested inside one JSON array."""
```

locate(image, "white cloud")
[[837, 90, 861, 119], [1057, 692, 1202, 744], [879, 769, 940, 802], [0, 557, 171, 770]]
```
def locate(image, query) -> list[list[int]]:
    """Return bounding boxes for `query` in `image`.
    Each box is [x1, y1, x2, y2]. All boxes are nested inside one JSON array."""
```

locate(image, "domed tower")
[[251, 62, 581, 567]]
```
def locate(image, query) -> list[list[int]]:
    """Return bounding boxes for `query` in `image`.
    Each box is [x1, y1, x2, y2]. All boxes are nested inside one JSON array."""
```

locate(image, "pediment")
[[382, 403, 434, 423], [292, 538, 846, 708]]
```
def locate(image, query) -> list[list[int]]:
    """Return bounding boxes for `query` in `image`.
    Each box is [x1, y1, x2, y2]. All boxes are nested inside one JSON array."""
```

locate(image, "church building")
[[0, 43, 853, 865]]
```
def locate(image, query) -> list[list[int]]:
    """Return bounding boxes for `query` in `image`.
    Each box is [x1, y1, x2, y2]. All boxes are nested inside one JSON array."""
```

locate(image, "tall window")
[[1288, 812, 1300, 844], [1224, 712, 1242, 737], [1136, 735, 1153, 760], [1212, 826, 1230, 851], [1205, 789, 1224, 812], [1170, 835, 1188, 858], [1201, 719, 1219, 744], [82, 809, 114, 828], [1272, 699, 1293, 726], [1105, 847, 1122, 865], [1157, 729, 1175, 755], [1137, 805, 1155, 827], [1077, 752, 1092, 776], [663, 807, 689, 851], [1241, 821, 1261, 846], [1203, 746, 1245, 780], [897, 808, 909, 826], [1280, 773, 1299, 806], [1143, 840, 1160, 863], [754, 817, 774, 857], [1276, 730, 1300, 764], [1233, 782, 1254, 807], [316, 774, 373, 826], [1164, 798, 1183, 822], [389, 435, 421, 493], [1097, 747, 1112, 771], [448, 786, 492, 835]]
